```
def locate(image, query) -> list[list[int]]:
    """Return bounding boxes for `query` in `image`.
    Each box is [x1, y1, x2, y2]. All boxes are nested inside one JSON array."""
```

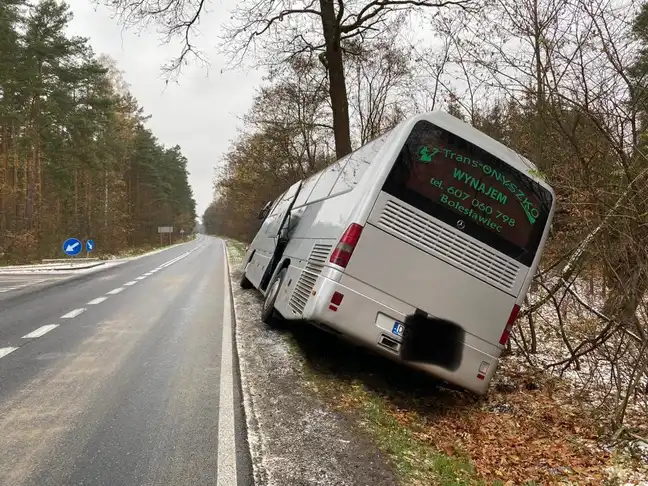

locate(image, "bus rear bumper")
[[304, 274, 499, 395]]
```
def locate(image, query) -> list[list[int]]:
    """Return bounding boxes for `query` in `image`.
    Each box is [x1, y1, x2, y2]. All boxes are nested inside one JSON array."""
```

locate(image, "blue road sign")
[[63, 238, 82, 256], [86, 239, 95, 252]]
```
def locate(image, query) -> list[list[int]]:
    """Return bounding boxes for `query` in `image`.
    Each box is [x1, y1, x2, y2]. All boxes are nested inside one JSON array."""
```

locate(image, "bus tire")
[[261, 267, 286, 325], [240, 262, 253, 289]]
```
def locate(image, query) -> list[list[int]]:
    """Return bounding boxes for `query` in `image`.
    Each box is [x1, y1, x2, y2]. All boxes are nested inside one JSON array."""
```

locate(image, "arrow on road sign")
[[86, 239, 94, 252], [62, 238, 82, 256]]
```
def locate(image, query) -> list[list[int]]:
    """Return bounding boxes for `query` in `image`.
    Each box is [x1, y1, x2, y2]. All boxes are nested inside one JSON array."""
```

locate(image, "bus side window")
[[263, 191, 288, 235], [330, 133, 391, 197], [268, 192, 286, 217], [293, 172, 322, 208], [307, 157, 349, 203]]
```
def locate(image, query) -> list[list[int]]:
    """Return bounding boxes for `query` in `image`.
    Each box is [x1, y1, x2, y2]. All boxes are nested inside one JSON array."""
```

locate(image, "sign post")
[[86, 239, 95, 257], [157, 226, 173, 246], [62, 238, 82, 265]]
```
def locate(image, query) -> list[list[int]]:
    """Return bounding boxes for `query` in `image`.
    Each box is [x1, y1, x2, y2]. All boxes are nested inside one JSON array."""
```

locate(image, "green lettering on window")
[[425, 145, 538, 223]]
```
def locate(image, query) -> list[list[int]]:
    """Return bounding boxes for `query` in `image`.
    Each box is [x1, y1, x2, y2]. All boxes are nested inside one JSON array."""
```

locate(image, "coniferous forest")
[[0, 0, 196, 263]]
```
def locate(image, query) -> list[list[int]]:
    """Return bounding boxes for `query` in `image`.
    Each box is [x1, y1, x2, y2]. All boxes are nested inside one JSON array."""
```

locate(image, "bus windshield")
[[382, 120, 553, 266]]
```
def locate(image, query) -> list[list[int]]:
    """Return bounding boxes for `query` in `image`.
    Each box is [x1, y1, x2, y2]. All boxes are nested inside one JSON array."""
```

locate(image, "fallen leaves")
[[385, 379, 614, 484]]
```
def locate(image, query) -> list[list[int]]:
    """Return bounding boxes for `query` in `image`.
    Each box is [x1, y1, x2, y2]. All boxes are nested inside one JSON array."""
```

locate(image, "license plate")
[[392, 322, 404, 337]]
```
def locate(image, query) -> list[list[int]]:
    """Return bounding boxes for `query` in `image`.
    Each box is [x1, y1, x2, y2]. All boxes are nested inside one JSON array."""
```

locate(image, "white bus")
[[239, 111, 555, 394]]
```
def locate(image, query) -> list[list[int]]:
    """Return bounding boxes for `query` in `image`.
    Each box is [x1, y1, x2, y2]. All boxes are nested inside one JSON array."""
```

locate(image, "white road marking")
[[107, 287, 124, 295], [124, 280, 138, 286], [157, 245, 203, 270], [0, 347, 18, 359], [217, 241, 237, 486], [136, 276, 146, 281], [22, 324, 59, 339], [0, 278, 49, 293], [144, 272, 153, 276], [61, 308, 86, 319], [87, 297, 107, 305]]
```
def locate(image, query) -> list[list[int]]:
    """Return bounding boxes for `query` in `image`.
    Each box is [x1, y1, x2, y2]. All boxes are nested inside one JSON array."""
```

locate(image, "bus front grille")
[[377, 199, 520, 292], [289, 243, 332, 315]]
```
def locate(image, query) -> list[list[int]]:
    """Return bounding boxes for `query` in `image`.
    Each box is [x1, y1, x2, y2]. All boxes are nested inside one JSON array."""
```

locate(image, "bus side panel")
[[273, 259, 307, 319], [244, 210, 280, 290], [274, 191, 367, 317], [246, 250, 271, 290], [291, 197, 356, 240]]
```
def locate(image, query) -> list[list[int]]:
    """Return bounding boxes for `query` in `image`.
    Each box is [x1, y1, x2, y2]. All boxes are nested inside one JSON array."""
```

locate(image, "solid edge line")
[[22, 324, 59, 339], [224, 241, 268, 485], [217, 241, 238, 486]]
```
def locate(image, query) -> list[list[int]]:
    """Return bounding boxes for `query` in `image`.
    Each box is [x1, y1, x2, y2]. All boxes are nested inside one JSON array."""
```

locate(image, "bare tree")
[[245, 56, 333, 175], [97, 0, 473, 160], [345, 36, 413, 144]]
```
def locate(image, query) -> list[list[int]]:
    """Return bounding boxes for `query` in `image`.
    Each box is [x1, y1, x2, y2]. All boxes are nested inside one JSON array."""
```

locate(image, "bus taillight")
[[499, 304, 521, 345], [330, 223, 363, 268]]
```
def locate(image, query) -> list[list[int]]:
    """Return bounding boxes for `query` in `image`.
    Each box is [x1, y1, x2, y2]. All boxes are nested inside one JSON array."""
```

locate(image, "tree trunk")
[[532, 0, 546, 173], [602, 251, 648, 341], [319, 0, 352, 159]]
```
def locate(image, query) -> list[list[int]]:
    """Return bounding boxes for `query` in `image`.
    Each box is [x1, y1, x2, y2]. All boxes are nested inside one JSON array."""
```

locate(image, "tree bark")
[[602, 252, 648, 341], [319, 0, 352, 159]]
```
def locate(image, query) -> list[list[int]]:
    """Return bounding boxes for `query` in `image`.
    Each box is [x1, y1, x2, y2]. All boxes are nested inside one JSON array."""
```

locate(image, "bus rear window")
[[382, 120, 553, 266]]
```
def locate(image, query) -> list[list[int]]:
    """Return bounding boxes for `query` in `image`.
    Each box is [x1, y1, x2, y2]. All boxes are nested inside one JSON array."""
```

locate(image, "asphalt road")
[[0, 275, 67, 294], [0, 235, 252, 486]]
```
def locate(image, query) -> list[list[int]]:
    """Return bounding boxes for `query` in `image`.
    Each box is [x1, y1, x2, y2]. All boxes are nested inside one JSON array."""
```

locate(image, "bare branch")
[[340, 0, 471, 34]]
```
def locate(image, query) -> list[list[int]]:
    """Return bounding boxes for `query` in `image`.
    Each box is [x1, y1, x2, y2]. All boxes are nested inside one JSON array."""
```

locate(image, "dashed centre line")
[[61, 308, 86, 319], [0, 244, 204, 358], [23, 324, 59, 339], [87, 297, 107, 305], [0, 347, 18, 359]]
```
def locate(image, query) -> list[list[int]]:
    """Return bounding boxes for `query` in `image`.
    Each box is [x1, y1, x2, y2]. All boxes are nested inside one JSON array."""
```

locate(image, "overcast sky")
[[65, 1, 265, 221]]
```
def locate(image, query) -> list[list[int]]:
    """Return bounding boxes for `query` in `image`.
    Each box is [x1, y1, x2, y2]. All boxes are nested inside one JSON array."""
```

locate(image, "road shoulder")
[[226, 245, 398, 486]]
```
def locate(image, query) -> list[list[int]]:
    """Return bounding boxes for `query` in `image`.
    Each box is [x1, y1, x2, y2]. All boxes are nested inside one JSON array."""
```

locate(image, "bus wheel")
[[261, 267, 286, 325], [240, 262, 253, 289]]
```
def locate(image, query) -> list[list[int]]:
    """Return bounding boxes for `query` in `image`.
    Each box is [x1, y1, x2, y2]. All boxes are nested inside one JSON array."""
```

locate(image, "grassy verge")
[[286, 332, 492, 486], [224, 238, 247, 266], [306, 369, 489, 485], [283, 324, 628, 485]]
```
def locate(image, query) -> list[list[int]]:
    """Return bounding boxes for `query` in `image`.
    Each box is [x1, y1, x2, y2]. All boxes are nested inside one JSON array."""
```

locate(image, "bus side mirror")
[[258, 200, 272, 220]]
